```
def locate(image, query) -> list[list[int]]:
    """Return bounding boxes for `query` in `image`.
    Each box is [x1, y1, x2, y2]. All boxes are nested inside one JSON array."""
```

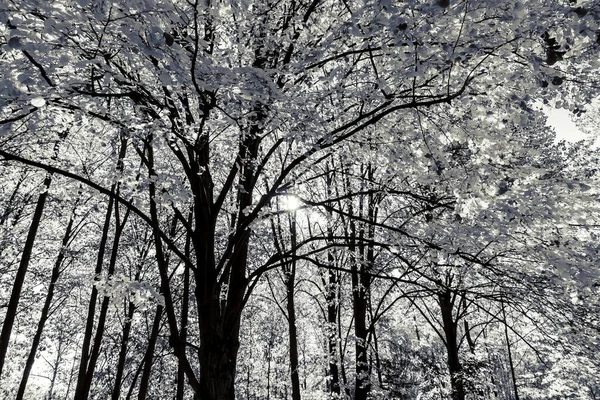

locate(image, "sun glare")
[[280, 195, 302, 211]]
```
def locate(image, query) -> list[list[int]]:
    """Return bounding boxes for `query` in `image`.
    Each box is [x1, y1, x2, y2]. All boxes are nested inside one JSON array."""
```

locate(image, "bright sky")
[[544, 106, 588, 142]]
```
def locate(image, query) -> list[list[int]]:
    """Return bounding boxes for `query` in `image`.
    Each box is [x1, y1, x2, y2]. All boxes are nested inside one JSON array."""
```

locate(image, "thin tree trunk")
[[439, 289, 465, 400], [246, 364, 251, 400], [338, 288, 349, 395], [326, 265, 341, 397], [502, 299, 520, 400], [75, 138, 129, 399], [177, 214, 193, 400], [371, 322, 384, 388], [64, 339, 79, 400], [47, 331, 64, 400], [112, 248, 146, 400], [16, 207, 76, 399], [125, 336, 151, 400], [138, 211, 178, 399], [73, 191, 115, 399], [137, 305, 164, 399], [0, 168, 28, 226], [176, 265, 190, 400], [266, 343, 272, 400], [351, 164, 375, 400], [285, 212, 301, 400], [112, 298, 136, 400], [143, 136, 200, 395], [325, 164, 341, 397], [0, 173, 52, 377], [81, 212, 130, 398], [351, 230, 370, 400]]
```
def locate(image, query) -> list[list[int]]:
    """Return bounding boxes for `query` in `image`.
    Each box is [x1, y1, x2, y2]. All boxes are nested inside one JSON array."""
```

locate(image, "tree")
[[1, 0, 600, 399]]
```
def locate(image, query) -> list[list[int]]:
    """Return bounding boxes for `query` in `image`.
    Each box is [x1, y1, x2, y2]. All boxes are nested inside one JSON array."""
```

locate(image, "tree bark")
[[351, 224, 370, 399], [47, 331, 63, 400]]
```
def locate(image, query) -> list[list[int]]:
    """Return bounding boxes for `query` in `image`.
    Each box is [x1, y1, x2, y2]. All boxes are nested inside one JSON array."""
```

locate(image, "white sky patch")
[[543, 106, 587, 142]]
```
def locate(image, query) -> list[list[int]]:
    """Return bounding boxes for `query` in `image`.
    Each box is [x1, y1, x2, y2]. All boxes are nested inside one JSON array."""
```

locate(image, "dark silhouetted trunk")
[[138, 305, 164, 399], [176, 223, 192, 400], [75, 138, 128, 399], [324, 164, 341, 397], [439, 289, 465, 400], [112, 252, 145, 400], [502, 299, 520, 400], [326, 263, 341, 396], [80, 207, 130, 397], [285, 213, 301, 400], [352, 164, 376, 400], [139, 217, 176, 400], [16, 206, 76, 399], [73, 191, 113, 400], [196, 272, 243, 400], [47, 332, 63, 400], [112, 298, 136, 400], [0, 173, 52, 377], [352, 251, 370, 400]]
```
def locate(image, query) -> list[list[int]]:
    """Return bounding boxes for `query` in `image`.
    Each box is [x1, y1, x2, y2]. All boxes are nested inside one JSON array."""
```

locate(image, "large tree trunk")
[[194, 225, 245, 400], [196, 275, 243, 400], [190, 100, 261, 400], [16, 206, 76, 399], [0, 173, 52, 377]]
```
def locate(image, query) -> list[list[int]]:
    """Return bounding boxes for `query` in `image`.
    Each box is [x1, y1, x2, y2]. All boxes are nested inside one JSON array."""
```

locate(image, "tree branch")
[[0, 149, 195, 272]]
